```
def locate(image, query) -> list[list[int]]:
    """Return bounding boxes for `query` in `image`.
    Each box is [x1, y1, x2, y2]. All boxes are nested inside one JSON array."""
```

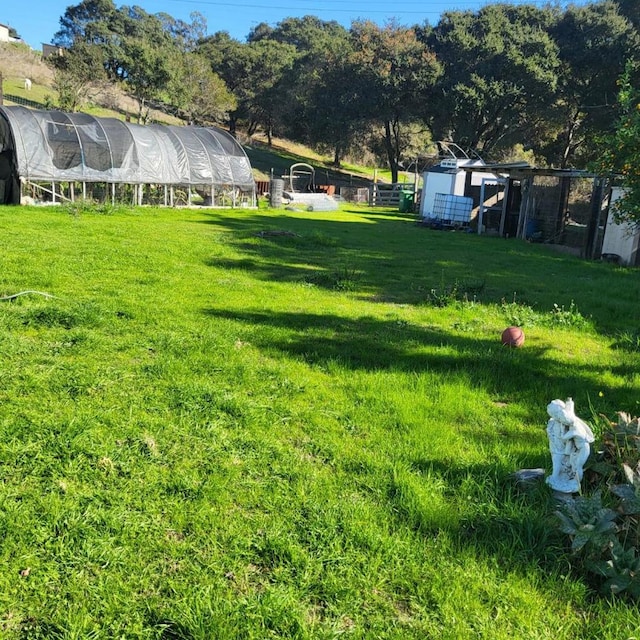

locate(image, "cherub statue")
[[545, 397, 595, 494]]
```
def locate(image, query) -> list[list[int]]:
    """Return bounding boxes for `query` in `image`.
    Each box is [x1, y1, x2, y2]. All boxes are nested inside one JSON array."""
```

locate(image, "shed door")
[[0, 149, 19, 205]]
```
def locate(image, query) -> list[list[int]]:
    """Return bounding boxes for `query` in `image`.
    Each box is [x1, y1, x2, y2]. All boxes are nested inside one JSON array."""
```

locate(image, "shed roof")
[[461, 162, 595, 179]]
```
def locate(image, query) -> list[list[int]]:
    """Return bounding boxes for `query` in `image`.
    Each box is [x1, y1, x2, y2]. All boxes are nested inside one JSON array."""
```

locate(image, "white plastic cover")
[[0, 106, 254, 190]]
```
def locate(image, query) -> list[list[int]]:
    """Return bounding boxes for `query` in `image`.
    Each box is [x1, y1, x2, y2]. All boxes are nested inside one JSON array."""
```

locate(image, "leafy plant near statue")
[[593, 60, 640, 225], [555, 412, 640, 597]]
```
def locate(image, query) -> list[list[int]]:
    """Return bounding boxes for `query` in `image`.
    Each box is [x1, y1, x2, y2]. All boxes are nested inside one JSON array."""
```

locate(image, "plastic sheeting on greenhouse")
[[0, 106, 256, 206]]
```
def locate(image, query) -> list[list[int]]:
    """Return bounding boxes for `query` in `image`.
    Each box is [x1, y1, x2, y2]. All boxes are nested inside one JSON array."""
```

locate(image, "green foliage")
[[303, 263, 361, 290], [51, 1, 230, 125], [548, 301, 591, 329], [428, 283, 590, 332], [164, 51, 236, 125], [590, 543, 640, 598], [276, 24, 359, 165], [610, 469, 640, 516], [350, 21, 442, 182], [557, 412, 640, 598], [499, 296, 593, 331], [38, 0, 640, 172], [592, 61, 640, 224], [425, 274, 485, 307], [425, 4, 560, 156], [500, 297, 543, 327], [612, 330, 640, 353], [48, 39, 106, 112], [61, 199, 128, 216], [595, 412, 640, 481], [200, 35, 298, 140], [546, 2, 638, 167], [618, 0, 640, 30], [554, 492, 618, 554]]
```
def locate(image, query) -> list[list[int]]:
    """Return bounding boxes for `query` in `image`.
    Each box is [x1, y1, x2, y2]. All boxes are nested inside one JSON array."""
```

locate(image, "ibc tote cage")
[[0, 106, 257, 208]]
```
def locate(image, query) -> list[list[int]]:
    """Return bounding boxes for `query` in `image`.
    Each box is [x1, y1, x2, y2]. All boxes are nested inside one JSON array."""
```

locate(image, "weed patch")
[[423, 273, 485, 307], [303, 264, 362, 290]]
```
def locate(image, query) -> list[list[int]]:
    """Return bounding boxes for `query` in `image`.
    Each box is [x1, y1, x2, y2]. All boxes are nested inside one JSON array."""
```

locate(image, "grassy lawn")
[[243, 142, 374, 186], [0, 203, 639, 638], [2, 76, 55, 106], [244, 141, 419, 186]]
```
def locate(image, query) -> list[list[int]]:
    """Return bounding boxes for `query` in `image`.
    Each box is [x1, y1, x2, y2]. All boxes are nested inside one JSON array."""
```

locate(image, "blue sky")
[[4, 0, 589, 50]]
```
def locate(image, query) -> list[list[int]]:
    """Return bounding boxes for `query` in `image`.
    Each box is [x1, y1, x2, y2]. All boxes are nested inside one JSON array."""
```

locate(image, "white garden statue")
[[546, 397, 595, 494]]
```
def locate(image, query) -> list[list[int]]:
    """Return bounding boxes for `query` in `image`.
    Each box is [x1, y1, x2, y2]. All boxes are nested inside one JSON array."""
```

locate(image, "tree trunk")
[[228, 114, 238, 137], [137, 96, 149, 125], [333, 145, 342, 167], [384, 120, 399, 184], [560, 108, 581, 169], [266, 117, 273, 146]]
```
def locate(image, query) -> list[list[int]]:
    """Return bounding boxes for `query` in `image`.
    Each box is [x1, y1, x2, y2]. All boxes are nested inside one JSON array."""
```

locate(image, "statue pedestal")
[[546, 475, 580, 494]]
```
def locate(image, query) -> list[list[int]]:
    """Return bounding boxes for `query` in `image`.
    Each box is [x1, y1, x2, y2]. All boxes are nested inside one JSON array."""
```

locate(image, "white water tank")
[[419, 158, 483, 219]]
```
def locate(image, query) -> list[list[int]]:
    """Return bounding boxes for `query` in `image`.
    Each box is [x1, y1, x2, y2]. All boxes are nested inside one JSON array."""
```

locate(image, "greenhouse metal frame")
[[0, 106, 256, 207]]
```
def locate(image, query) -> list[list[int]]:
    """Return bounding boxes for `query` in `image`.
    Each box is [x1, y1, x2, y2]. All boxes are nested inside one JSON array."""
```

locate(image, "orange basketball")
[[501, 326, 525, 347]]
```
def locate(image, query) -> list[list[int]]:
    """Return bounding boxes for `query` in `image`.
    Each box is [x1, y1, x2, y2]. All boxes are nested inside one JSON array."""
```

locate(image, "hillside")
[[0, 42, 53, 87], [242, 136, 377, 186], [0, 42, 395, 188]]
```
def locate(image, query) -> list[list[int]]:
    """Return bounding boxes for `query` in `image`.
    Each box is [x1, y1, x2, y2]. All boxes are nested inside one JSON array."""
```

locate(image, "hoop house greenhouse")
[[0, 106, 256, 207]]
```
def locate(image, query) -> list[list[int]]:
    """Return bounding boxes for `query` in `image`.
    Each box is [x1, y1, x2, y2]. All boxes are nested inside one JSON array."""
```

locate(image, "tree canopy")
[[350, 21, 441, 181], [593, 61, 640, 225], [52, 1, 232, 124], [49, 0, 640, 175], [425, 5, 559, 156], [546, 0, 639, 167]]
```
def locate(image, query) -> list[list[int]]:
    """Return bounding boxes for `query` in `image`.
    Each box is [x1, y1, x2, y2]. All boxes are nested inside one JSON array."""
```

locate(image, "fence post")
[[584, 177, 606, 260]]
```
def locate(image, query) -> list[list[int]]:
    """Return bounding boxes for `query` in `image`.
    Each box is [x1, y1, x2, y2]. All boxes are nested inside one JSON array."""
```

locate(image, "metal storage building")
[[0, 106, 256, 207]]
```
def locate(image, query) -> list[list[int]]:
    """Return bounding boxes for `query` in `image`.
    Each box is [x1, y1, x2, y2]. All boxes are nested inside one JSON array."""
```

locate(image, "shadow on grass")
[[199, 213, 506, 304], [197, 210, 640, 336], [387, 460, 567, 573], [195, 211, 640, 610], [341, 208, 416, 219], [203, 307, 636, 410]]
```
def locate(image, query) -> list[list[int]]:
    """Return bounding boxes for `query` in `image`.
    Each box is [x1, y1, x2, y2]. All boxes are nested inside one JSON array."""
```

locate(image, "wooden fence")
[[369, 183, 418, 208], [256, 181, 419, 208]]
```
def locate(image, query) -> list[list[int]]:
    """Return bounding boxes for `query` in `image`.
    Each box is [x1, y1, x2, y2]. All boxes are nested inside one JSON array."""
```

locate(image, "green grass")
[[243, 141, 375, 185], [0, 203, 639, 638], [3, 76, 55, 106], [244, 140, 418, 185]]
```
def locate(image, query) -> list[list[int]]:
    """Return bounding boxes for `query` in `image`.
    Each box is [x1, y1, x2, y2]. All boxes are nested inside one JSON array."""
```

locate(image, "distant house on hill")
[[0, 23, 22, 43], [42, 43, 65, 58]]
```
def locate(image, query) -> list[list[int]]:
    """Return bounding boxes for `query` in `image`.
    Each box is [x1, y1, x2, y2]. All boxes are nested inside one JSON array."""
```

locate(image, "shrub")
[[555, 412, 640, 597]]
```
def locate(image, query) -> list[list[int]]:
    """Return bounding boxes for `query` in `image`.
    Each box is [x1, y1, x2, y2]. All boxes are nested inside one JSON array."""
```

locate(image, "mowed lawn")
[[0, 203, 639, 638]]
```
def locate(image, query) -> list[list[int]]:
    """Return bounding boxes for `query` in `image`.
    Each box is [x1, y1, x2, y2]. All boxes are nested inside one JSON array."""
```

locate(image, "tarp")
[[0, 106, 255, 190]]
